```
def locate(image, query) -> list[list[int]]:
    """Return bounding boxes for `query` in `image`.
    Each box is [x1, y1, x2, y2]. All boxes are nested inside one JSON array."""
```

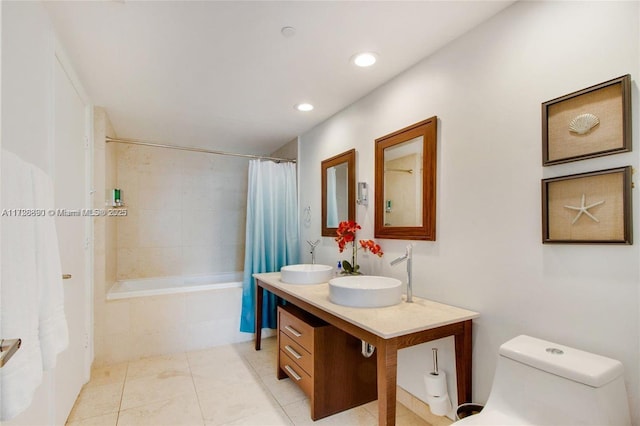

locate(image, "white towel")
[[32, 165, 68, 370], [0, 150, 44, 421]]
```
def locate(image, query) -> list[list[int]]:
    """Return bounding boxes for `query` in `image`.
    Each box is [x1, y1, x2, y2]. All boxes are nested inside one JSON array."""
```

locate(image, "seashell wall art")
[[568, 113, 600, 135], [542, 74, 631, 166]]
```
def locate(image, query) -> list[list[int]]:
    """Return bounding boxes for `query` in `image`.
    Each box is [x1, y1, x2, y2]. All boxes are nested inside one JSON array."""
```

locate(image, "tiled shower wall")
[[115, 144, 248, 279], [94, 138, 250, 365]]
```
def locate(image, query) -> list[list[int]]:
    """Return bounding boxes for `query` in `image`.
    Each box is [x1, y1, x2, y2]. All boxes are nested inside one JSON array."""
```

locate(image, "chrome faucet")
[[390, 244, 413, 303], [307, 239, 320, 264]]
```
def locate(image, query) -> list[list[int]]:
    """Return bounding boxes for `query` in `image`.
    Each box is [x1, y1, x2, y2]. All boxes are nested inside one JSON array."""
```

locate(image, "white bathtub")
[[107, 272, 244, 300], [101, 272, 255, 362]]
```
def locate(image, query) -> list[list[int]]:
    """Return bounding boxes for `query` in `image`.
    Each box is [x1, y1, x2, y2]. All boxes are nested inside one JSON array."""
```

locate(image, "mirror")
[[322, 149, 356, 237], [375, 117, 437, 240]]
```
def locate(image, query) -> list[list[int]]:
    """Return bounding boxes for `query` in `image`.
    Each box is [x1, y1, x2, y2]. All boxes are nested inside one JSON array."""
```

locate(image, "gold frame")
[[541, 167, 632, 244]]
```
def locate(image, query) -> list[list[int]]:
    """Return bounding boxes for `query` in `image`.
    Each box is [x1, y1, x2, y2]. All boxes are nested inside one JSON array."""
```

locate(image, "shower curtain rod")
[[105, 137, 296, 163]]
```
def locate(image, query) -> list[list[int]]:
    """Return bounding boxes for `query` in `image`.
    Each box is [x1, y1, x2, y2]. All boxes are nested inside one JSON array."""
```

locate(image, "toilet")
[[454, 335, 631, 425]]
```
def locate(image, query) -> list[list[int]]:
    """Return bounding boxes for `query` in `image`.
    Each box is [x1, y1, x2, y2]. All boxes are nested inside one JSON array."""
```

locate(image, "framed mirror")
[[321, 149, 356, 237], [375, 117, 437, 240]]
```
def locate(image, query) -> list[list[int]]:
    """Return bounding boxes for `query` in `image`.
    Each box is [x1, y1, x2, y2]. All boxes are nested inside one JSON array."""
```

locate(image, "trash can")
[[456, 403, 484, 420]]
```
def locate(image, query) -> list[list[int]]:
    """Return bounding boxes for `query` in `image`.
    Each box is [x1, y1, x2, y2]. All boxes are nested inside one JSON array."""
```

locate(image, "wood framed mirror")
[[375, 117, 437, 240], [321, 149, 356, 237]]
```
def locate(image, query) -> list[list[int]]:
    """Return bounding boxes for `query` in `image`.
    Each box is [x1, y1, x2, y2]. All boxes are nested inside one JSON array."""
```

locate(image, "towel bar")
[[0, 338, 22, 367]]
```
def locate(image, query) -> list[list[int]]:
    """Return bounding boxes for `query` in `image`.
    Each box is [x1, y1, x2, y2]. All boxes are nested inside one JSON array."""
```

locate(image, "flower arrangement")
[[335, 220, 383, 275]]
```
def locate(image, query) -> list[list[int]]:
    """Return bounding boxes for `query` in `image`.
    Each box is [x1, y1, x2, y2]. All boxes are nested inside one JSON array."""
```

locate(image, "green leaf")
[[342, 260, 353, 273]]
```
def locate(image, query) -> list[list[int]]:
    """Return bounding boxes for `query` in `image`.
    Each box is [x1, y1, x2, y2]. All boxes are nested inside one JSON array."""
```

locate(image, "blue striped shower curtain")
[[240, 160, 299, 333]]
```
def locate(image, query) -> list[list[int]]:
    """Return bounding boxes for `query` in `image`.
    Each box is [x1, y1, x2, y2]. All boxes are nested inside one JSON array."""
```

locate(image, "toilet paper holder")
[[432, 347, 439, 375]]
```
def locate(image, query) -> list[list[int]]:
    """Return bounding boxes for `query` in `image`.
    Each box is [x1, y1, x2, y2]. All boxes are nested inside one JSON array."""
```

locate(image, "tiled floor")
[[66, 337, 432, 426]]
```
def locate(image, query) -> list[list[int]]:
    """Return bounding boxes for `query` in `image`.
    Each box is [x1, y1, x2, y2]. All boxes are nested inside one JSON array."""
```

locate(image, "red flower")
[[335, 220, 361, 253], [335, 221, 383, 274], [359, 239, 384, 257], [334, 221, 383, 256]]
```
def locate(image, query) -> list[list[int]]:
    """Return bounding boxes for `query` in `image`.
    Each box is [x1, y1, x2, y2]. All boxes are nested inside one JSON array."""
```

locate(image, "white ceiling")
[[44, 1, 514, 156]]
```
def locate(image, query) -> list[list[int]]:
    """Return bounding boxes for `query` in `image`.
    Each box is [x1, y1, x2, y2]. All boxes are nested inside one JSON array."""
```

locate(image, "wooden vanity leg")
[[454, 319, 473, 404], [376, 339, 398, 426], [255, 280, 264, 351]]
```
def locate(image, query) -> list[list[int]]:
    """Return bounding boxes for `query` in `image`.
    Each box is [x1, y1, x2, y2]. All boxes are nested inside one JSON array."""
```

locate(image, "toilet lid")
[[454, 410, 533, 425]]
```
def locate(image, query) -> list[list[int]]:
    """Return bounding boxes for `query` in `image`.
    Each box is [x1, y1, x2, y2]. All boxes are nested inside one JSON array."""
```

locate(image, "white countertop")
[[254, 272, 479, 339]]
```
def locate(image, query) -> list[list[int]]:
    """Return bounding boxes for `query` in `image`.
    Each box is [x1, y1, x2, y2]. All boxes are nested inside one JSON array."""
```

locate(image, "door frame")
[[51, 37, 94, 382]]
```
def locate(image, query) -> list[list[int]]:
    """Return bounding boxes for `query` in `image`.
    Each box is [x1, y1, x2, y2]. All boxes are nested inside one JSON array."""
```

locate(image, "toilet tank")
[[485, 335, 631, 425]]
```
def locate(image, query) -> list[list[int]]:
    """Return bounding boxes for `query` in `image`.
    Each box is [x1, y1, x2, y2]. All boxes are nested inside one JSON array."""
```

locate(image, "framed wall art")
[[542, 75, 631, 166], [541, 166, 632, 244]]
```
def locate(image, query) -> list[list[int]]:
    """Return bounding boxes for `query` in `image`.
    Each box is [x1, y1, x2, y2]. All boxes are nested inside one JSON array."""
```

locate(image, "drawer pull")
[[284, 325, 302, 337], [284, 364, 302, 381], [284, 345, 302, 359]]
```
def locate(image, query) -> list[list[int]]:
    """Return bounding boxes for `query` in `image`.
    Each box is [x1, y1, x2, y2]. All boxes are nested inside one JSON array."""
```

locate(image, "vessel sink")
[[329, 276, 402, 308], [280, 264, 333, 285]]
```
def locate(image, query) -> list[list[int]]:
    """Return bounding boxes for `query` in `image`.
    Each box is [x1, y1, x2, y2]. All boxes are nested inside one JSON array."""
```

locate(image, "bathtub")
[[107, 272, 243, 300], [102, 271, 259, 362]]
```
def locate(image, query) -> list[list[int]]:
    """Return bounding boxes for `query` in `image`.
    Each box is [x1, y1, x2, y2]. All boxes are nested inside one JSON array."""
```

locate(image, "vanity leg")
[[255, 281, 263, 351], [454, 320, 473, 403], [376, 339, 398, 426]]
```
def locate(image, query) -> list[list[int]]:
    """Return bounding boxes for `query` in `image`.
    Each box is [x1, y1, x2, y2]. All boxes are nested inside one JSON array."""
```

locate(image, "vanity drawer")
[[279, 307, 314, 350], [279, 332, 312, 375], [279, 349, 312, 397]]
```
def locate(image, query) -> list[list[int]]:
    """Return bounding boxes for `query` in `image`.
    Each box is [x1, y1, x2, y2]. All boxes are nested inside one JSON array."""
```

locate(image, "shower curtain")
[[240, 160, 299, 333]]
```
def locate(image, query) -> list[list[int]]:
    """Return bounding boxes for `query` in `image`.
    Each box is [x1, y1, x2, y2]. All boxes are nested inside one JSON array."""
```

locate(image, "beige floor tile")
[[396, 411, 434, 426], [117, 394, 204, 426], [67, 382, 123, 422], [242, 347, 278, 377], [188, 345, 246, 368], [121, 373, 197, 410], [88, 363, 128, 388], [362, 400, 412, 418], [282, 399, 377, 426], [191, 358, 259, 394], [258, 336, 278, 350], [69, 340, 434, 426], [260, 375, 307, 406], [66, 412, 119, 426], [126, 352, 189, 380], [230, 340, 257, 357], [198, 380, 280, 426], [212, 406, 292, 426]]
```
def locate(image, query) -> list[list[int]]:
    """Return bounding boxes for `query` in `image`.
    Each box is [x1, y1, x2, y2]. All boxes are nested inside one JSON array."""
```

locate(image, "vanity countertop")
[[254, 272, 479, 339]]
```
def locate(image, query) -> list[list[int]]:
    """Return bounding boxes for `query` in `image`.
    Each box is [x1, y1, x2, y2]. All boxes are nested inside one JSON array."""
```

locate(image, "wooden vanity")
[[277, 304, 378, 420], [253, 272, 479, 426]]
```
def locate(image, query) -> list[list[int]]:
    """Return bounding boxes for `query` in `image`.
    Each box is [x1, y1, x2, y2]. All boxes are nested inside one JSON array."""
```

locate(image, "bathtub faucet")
[[307, 239, 320, 264], [391, 244, 413, 303]]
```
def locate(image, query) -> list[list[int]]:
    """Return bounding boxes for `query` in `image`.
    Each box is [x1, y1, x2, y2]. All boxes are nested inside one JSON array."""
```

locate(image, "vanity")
[[253, 272, 479, 426]]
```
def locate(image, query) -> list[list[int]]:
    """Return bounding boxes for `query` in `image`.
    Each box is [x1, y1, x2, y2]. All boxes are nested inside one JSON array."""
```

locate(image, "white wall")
[[299, 1, 639, 422]]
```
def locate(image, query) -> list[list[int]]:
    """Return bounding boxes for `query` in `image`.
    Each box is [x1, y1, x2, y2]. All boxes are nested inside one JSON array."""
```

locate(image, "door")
[[52, 54, 90, 425]]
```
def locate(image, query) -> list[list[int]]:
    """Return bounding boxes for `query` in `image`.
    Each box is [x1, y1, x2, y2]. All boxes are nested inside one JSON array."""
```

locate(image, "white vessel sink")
[[329, 276, 402, 308], [280, 264, 333, 285]]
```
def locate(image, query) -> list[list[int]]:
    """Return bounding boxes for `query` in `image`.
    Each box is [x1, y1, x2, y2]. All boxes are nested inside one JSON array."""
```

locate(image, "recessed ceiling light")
[[295, 103, 314, 112], [352, 52, 378, 67]]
